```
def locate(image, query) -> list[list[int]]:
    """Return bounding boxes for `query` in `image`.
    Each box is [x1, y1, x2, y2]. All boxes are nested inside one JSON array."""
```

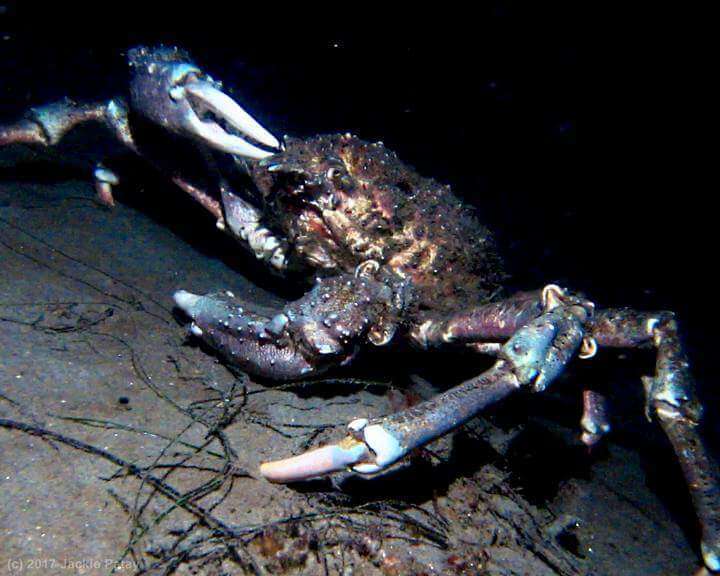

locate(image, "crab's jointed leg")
[[580, 389, 611, 447], [592, 308, 720, 571], [0, 54, 288, 266], [411, 288, 546, 348], [0, 98, 136, 207], [0, 46, 281, 205], [0, 98, 135, 150], [411, 284, 597, 355], [262, 287, 720, 571], [260, 286, 590, 481], [0, 96, 135, 205]]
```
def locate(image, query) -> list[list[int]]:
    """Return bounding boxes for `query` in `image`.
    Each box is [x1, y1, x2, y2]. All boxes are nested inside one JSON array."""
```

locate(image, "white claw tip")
[[173, 290, 201, 313], [169, 85, 186, 102], [190, 322, 203, 337], [260, 440, 369, 483], [646, 317, 660, 335]]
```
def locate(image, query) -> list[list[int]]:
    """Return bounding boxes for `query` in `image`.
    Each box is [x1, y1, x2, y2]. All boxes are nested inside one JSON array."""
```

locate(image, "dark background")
[[0, 0, 715, 526]]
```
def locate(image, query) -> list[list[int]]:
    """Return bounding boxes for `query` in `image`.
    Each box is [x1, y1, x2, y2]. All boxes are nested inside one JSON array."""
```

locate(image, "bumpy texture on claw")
[[174, 273, 403, 381], [174, 290, 317, 379]]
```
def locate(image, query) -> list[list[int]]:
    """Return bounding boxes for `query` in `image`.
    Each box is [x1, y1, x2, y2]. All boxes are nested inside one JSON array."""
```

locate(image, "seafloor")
[[0, 145, 703, 575]]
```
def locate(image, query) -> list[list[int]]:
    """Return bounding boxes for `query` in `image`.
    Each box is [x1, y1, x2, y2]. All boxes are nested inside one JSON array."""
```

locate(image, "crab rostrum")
[[1, 46, 718, 571]]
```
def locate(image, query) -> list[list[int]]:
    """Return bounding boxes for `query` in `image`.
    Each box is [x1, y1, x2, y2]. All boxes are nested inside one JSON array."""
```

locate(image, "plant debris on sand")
[[0, 147, 697, 574]]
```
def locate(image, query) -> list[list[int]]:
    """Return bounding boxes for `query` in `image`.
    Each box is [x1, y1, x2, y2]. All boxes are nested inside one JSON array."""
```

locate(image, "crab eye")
[[326, 166, 353, 191]]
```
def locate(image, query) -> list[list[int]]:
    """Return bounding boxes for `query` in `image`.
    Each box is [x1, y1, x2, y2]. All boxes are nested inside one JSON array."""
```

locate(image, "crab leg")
[[0, 98, 285, 267], [260, 288, 590, 480], [411, 288, 545, 348], [263, 289, 720, 571], [0, 98, 138, 206], [592, 308, 720, 571], [0, 95, 285, 256], [580, 389, 611, 447], [0, 98, 136, 151], [343, 288, 720, 572], [412, 284, 598, 357], [93, 165, 120, 207], [0, 118, 47, 146]]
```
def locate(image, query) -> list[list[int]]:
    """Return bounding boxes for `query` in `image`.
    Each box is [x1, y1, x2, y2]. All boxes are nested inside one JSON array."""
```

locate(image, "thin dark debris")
[[0, 214, 584, 575]]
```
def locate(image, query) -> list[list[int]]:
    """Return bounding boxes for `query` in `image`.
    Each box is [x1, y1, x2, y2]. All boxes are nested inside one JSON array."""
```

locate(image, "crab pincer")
[[128, 46, 280, 159]]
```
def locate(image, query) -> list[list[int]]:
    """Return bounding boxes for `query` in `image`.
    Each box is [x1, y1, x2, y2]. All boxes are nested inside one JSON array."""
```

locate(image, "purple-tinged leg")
[[0, 96, 290, 268], [265, 286, 720, 570], [0, 118, 46, 146], [260, 286, 591, 481], [171, 177, 224, 222], [589, 308, 720, 572], [0, 98, 137, 206], [410, 288, 544, 348], [0, 98, 135, 150], [411, 284, 597, 358], [93, 165, 119, 208], [580, 390, 611, 447]]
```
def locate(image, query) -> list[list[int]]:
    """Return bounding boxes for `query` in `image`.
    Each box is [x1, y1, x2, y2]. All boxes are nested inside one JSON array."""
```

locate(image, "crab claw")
[[260, 435, 372, 483], [128, 46, 279, 159], [260, 417, 405, 483], [181, 80, 280, 153], [173, 290, 318, 380]]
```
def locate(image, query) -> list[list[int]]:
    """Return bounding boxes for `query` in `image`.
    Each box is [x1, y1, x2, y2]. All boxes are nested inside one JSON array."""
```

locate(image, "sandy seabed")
[[0, 147, 700, 575]]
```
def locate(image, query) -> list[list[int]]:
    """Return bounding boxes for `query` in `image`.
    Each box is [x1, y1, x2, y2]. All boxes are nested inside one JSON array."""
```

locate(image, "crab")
[[1, 46, 718, 572]]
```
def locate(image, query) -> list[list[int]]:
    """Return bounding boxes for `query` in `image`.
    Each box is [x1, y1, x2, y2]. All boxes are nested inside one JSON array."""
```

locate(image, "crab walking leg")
[[0, 98, 136, 151], [580, 390, 611, 447], [170, 177, 224, 222], [411, 289, 544, 348], [0, 118, 47, 146], [591, 308, 720, 571], [0, 98, 138, 206], [260, 298, 589, 481], [93, 165, 120, 208], [416, 295, 719, 570], [0, 97, 219, 215], [412, 285, 596, 353]]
